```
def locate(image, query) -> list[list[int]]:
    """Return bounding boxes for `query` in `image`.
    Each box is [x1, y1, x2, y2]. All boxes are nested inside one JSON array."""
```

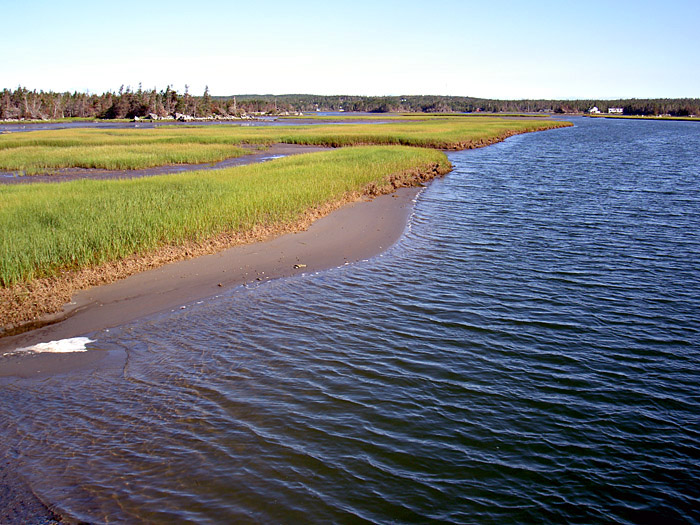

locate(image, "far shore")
[[0, 186, 422, 368]]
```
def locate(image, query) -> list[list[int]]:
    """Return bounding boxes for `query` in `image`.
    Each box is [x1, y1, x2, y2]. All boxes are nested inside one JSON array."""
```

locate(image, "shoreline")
[[0, 122, 570, 360], [0, 185, 423, 363]]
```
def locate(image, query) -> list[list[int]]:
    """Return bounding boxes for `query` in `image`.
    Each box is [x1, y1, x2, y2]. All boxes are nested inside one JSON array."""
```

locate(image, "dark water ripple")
[[1, 117, 699, 523]]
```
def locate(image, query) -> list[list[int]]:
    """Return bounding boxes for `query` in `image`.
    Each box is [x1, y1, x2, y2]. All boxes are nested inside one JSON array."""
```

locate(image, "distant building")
[[608, 107, 624, 114], [589, 106, 601, 114]]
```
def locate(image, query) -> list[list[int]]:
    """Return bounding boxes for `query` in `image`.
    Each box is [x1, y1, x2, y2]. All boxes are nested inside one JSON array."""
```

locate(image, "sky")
[[2, 0, 699, 100]]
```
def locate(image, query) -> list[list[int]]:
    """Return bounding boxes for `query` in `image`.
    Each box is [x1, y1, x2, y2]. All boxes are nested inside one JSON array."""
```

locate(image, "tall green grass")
[[280, 113, 550, 120], [0, 118, 570, 173], [0, 143, 247, 174], [0, 146, 449, 286]]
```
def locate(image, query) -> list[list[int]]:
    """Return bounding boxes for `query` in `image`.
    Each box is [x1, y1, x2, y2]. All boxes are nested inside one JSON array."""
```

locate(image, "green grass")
[[277, 114, 444, 121], [404, 113, 550, 117], [262, 119, 569, 149], [279, 113, 551, 120], [0, 146, 449, 286], [0, 117, 570, 173], [0, 143, 248, 174], [0, 117, 571, 289]]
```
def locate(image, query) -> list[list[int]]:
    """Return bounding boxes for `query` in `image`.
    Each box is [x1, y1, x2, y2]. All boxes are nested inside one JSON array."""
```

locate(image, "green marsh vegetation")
[[0, 117, 570, 286], [0, 116, 570, 328], [260, 118, 570, 149], [0, 146, 449, 287], [279, 113, 549, 120], [0, 142, 249, 173], [0, 117, 570, 174]]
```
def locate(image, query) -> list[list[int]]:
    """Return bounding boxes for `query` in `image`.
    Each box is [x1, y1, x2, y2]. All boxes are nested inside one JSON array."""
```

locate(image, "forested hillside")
[[2, 86, 698, 120]]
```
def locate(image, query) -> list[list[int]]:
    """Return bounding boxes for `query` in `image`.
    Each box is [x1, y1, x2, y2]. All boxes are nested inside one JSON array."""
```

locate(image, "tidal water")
[[1, 117, 699, 523], [0, 115, 380, 134]]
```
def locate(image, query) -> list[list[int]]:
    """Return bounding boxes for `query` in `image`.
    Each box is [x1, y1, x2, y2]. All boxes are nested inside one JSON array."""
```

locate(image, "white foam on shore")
[[13, 337, 94, 355]]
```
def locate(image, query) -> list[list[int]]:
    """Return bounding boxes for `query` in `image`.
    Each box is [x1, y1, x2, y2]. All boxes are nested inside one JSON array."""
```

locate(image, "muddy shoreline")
[[0, 184, 428, 361], [0, 124, 569, 344], [0, 183, 422, 523]]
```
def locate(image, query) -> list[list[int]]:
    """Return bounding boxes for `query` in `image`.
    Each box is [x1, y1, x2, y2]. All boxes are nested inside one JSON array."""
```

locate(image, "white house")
[[608, 107, 624, 114], [589, 106, 601, 114]]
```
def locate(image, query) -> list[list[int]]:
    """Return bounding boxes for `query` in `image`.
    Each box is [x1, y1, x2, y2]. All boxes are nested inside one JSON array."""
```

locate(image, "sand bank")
[[0, 186, 422, 367]]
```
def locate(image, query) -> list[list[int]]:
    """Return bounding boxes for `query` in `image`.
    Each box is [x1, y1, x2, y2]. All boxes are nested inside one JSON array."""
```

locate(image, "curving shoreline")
[[0, 122, 571, 359], [0, 153, 450, 341], [0, 184, 425, 361]]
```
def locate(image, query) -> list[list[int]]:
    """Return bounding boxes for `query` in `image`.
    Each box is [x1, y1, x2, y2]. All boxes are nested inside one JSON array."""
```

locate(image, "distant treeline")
[[237, 94, 700, 116], [2, 86, 699, 120], [1, 85, 250, 120]]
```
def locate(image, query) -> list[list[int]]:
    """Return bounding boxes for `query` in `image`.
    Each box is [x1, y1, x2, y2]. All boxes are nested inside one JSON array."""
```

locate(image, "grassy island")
[[0, 146, 449, 286], [0, 117, 569, 174], [0, 116, 571, 333]]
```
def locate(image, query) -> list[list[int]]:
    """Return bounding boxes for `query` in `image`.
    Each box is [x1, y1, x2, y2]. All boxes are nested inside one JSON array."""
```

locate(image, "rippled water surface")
[[1, 117, 699, 523]]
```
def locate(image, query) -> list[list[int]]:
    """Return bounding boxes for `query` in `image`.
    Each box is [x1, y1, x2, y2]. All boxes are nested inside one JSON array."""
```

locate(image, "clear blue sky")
[[2, 0, 698, 99]]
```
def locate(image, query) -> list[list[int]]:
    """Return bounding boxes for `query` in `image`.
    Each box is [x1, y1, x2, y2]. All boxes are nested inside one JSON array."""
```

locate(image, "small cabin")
[[608, 107, 624, 114]]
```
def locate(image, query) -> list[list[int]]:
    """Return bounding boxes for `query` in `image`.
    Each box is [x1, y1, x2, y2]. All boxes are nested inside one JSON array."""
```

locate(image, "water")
[[0, 115, 382, 134], [1, 117, 699, 523], [0, 120, 243, 133]]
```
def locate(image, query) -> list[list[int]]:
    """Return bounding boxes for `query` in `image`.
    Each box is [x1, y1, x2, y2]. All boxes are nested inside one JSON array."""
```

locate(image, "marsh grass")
[[280, 113, 549, 120], [0, 118, 570, 173], [0, 146, 449, 286], [267, 119, 568, 149], [0, 143, 248, 174]]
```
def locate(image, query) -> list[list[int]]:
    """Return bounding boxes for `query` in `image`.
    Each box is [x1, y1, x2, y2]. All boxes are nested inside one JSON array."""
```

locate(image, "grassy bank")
[[280, 113, 551, 120], [0, 146, 449, 288], [0, 117, 570, 174], [265, 118, 569, 149], [0, 117, 571, 332]]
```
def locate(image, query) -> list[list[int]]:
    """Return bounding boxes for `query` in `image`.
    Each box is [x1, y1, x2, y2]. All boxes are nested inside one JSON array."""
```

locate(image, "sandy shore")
[[0, 186, 422, 368]]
